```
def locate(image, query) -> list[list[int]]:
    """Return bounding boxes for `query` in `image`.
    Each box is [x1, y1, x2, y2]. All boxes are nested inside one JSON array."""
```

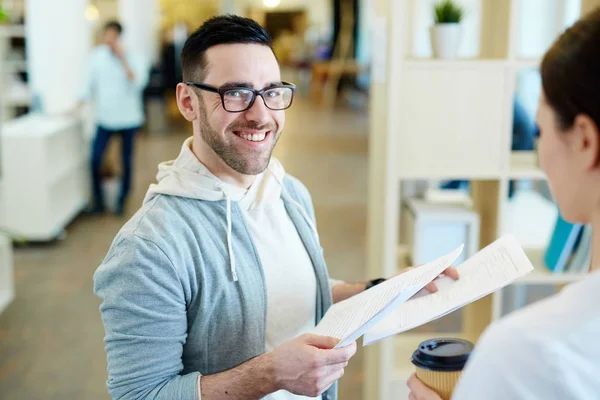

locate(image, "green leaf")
[[0, 7, 10, 23], [434, 0, 464, 24]]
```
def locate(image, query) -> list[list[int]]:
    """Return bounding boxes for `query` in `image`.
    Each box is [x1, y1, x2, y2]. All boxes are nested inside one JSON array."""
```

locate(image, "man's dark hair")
[[541, 6, 600, 131], [181, 15, 273, 82], [104, 21, 123, 35]]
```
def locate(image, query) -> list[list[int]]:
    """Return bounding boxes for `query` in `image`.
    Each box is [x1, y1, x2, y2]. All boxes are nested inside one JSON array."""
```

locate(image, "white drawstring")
[[226, 196, 238, 282], [217, 174, 317, 283], [217, 183, 238, 282]]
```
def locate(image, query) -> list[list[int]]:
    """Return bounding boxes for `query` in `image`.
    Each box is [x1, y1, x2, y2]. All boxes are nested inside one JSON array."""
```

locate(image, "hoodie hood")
[[143, 137, 285, 208], [143, 137, 319, 282]]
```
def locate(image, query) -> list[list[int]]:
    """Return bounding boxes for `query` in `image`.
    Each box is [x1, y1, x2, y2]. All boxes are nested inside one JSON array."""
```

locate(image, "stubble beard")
[[198, 103, 280, 176]]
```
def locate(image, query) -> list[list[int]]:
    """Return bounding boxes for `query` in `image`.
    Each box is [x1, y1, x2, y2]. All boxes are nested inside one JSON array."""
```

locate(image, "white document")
[[312, 244, 464, 348], [363, 234, 535, 345]]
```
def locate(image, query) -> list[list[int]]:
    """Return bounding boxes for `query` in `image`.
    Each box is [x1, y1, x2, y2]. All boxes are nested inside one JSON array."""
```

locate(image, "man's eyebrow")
[[219, 81, 284, 89], [220, 81, 254, 89]]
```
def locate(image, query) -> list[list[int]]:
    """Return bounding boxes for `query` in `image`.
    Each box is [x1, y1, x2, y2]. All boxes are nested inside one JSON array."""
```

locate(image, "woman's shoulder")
[[452, 275, 600, 398], [487, 273, 600, 343]]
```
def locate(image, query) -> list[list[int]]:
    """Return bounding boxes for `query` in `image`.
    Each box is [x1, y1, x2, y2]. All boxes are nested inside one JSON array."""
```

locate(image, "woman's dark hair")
[[541, 7, 600, 131], [180, 15, 273, 82]]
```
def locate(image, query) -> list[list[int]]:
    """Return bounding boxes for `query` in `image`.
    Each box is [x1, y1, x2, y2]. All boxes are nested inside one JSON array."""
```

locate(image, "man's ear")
[[573, 114, 600, 169], [176, 83, 197, 122]]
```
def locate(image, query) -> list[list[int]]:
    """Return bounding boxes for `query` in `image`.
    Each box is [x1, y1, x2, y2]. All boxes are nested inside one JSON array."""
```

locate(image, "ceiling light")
[[85, 5, 99, 22], [263, 0, 280, 8]]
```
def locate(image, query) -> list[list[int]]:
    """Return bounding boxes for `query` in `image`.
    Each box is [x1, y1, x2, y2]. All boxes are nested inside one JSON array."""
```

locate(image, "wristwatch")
[[365, 278, 386, 290]]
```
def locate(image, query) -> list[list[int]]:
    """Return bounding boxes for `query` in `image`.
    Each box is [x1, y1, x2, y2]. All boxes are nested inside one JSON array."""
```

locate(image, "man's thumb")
[[302, 334, 340, 349]]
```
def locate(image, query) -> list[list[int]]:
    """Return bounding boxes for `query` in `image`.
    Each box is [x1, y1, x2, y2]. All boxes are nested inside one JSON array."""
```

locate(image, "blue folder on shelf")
[[544, 214, 583, 273]]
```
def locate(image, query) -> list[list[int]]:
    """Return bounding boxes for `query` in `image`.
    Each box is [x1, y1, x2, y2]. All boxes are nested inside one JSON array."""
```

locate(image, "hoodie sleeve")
[[93, 233, 199, 400]]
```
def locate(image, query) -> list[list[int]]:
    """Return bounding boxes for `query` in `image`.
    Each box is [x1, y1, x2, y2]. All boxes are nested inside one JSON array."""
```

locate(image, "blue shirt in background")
[[81, 45, 150, 130]]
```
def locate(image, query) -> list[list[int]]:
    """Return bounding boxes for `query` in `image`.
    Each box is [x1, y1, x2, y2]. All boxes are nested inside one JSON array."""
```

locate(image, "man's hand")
[[109, 40, 136, 81], [332, 265, 459, 303], [109, 39, 125, 60], [407, 373, 443, 400], [266, 333, 357, 397], [200, 333, 355, 399]]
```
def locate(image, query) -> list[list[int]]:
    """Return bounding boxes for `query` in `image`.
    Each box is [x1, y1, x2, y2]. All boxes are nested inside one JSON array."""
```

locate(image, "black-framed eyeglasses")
[[186, 81, 296, 112]]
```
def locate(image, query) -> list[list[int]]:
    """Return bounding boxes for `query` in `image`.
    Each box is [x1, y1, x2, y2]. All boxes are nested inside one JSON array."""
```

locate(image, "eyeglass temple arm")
[[186, 82, 219, 93]]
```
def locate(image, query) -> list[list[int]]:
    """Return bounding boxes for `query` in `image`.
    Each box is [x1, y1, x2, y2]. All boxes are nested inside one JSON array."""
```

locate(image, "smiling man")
[[93, 15, 453, 400]]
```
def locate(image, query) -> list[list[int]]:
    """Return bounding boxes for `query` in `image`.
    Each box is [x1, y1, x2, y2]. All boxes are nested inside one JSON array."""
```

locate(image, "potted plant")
[[430, 0, 464, 59], [0, 7, 10, 24]]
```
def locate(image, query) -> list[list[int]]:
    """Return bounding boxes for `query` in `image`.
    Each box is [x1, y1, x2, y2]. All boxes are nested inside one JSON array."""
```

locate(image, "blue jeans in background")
[[90, 125, 137, 214]]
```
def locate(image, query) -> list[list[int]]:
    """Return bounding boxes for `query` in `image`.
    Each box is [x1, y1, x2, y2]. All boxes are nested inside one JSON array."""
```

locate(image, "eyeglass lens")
[[223, 87, 293, 111]]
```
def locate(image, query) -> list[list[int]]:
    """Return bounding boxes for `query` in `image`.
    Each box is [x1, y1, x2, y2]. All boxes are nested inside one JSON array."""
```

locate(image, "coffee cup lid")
[[411, 338, 474, 372]]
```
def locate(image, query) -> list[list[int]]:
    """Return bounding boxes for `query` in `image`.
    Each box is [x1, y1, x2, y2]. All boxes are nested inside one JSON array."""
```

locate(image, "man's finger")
[[320, 341, 357, 364], [304, 334, 340, 349], [319, 365, 346, 394]]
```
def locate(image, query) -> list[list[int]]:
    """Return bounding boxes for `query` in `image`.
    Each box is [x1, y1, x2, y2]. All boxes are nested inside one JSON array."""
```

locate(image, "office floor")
[[0, 98, 373, 399]]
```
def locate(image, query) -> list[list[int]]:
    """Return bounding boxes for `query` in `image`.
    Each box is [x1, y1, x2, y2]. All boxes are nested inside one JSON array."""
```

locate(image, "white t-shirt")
[[237, 166, 321, 400], [243, 201, 320, 400], [452, 269, 600, 400]]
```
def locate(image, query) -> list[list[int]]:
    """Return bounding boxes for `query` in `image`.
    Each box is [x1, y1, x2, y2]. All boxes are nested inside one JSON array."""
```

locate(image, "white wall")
[[517, 0, 581, 59], [516, 0, 581, 119], [26, 0, 92, 114], [356, 0, 373, 65], [118, 0, 160, 66]]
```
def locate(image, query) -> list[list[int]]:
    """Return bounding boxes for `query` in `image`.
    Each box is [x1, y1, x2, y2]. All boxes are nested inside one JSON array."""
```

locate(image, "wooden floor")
[[0, 98, 371, 399]]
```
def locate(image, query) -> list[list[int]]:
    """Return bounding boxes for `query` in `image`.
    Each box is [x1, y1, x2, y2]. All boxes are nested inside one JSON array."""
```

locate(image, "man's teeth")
[[239, 132, 266, 142]]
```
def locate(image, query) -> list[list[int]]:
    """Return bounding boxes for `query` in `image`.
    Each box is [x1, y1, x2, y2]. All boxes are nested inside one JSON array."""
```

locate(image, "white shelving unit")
[[0, 24, 30, 121], [365, 0, 596, 399], [0, 230, 14, 316], [0, 113, 90, 241]]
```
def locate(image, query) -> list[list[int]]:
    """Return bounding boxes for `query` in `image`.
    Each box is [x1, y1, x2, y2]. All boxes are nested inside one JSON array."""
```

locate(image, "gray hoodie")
[[93, 138, 336, 400]]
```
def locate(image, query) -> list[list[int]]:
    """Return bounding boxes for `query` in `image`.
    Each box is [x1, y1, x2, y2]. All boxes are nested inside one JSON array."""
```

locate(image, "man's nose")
[[243, 95, 272, 125]]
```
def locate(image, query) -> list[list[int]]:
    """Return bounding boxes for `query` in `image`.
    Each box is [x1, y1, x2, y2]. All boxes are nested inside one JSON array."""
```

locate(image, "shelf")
[[394, 62, 510, 180], [6, 84, 31, 107], [508, 151, 546, 179], [6, 59, 27, 73], [403, 58, 509, 70], [2, 113, 79, 138], [0, 24, 25, 38], [515, 248, 588, 285], [514, 58, 541, 70]]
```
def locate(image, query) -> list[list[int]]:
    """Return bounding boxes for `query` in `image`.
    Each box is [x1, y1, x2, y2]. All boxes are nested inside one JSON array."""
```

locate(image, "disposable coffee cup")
[[411, 338, 474, 400]]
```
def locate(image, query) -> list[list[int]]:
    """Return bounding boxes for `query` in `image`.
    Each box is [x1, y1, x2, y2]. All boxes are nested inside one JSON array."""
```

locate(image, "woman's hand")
[[407, 373, 444, 400]]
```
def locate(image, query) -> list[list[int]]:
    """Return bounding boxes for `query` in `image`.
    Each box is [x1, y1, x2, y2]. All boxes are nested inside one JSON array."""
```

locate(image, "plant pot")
[[430, 23, 462, 59]]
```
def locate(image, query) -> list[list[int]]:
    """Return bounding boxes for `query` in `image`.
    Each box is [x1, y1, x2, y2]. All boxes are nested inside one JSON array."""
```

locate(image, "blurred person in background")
[[78, 20, 150, 216]]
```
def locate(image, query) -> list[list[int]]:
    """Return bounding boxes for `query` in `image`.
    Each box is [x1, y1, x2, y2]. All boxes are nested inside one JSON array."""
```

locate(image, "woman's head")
[[538, 7, 600, 223]]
